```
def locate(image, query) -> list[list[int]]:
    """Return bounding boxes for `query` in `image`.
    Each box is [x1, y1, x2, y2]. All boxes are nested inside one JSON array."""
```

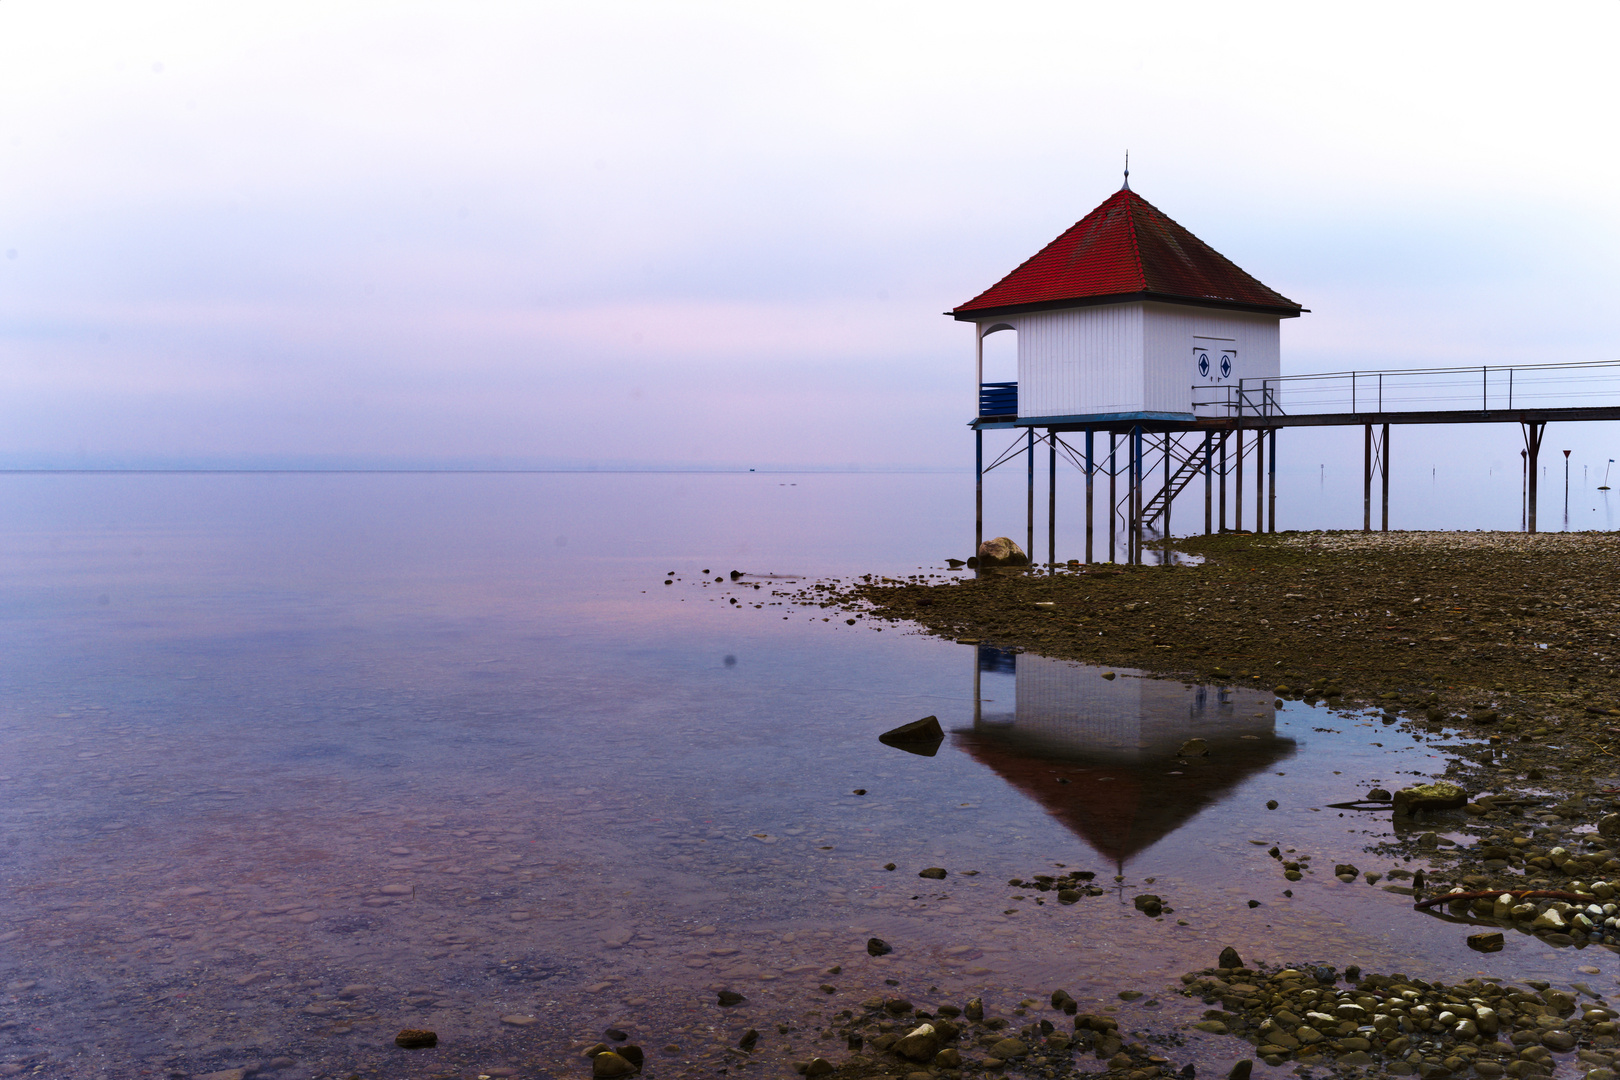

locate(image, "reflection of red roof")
[[952, 188, 1304, 319], [955, 730, 1295, 869]]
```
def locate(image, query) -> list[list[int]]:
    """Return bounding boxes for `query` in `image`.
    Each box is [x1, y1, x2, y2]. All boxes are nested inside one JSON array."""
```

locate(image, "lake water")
[[0, 473, 1609, 1080]]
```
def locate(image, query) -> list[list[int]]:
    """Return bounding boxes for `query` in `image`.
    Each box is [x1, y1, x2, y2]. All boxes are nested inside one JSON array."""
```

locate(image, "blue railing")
[[979, 381, 1017, 417]]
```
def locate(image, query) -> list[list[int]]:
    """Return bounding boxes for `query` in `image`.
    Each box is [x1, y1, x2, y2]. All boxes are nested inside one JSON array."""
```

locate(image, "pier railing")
[[1193, 359, 1620, 419]]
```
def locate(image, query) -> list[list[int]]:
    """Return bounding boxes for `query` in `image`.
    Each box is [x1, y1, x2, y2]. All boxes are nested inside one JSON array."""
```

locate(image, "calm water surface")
[[0, 474, 1608, 1079]]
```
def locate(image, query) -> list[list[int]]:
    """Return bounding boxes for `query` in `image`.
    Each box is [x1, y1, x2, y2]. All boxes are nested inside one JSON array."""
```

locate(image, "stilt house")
[[954, 182, 1306, 423]]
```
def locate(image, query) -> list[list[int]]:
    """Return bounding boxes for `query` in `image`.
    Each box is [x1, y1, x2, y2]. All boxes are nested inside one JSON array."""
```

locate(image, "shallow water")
[[0, 474, 1611, 1079]]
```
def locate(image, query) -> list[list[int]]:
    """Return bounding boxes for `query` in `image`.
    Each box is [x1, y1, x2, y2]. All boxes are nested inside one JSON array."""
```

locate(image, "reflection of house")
[[961, 648, 1295, 869]]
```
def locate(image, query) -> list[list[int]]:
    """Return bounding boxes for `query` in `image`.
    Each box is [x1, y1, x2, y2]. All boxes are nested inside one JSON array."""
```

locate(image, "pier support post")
[[1255, 425, 1264, 533], [1235, 430, 1244, 532], [1381, 423, 1390, 532], [975, 428, 984, 557], [1163, 431, 1173, 567], [1085, 429, 1094, 564], [1109, 433, 1117, 563], [1268, 428, 1277, 533], [1132, 426, 1144, 565], [1047, 430, 1056, 571], [1523, 421, 1545, 533], [1219, 432, 1228, 531], [1026, 428, 1034, 566], [1363, 424, 1372, 532], [1203, 432, 1213, 535]]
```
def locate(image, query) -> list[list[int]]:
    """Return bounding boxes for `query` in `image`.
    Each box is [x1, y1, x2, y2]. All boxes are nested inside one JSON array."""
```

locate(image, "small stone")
[[1058, 889, 1082, 903], [884, 863, 896, 871], [1543, 1032, 1577, 1051], [1266, 800, 1279, 810], [1468, 931, 1505, 953], [1228, 1061, 1253, 1080], [935, 1048, 963, 1068], [804, 1058, 834, 1077], [619, 1046, 645, 1068], [1194, 1021, 1228, 1034], [1368, 789, 1392, 801], [991, 1037, 1028, 1059], [918, 867, 947, 880], [500, 1014, 538, 1026], [738, 1029, 759, 1050], [1178, 739, 1209, 757], [593, 1051, 638, 1078], [395, 1028, 438, 1048], [1218, 947, 1243, 969], [896, 1023, 941, 1062], [867, 937, 893, 956], [1530, 909, 1567, 931], [965, 997, 984, 1021], [718, 990, 745, 1007]]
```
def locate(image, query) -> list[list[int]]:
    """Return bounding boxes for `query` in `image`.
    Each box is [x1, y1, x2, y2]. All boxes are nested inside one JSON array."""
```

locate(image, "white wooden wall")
[[977, 302, 1282, 420], [1141, 303, 1281, 414], [1006, 304, 1145, 419]]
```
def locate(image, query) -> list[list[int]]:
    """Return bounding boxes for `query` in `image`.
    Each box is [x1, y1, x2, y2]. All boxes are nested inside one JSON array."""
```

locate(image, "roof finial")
[[1121, 150, 1131, 191]]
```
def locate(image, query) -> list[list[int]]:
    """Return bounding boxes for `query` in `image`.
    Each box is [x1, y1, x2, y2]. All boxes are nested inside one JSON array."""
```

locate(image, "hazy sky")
[[1, 1, 1617, 469]]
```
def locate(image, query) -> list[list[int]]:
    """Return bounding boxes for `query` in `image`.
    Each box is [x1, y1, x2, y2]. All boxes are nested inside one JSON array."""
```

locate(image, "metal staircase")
[[1139, 446, 1207, 528]]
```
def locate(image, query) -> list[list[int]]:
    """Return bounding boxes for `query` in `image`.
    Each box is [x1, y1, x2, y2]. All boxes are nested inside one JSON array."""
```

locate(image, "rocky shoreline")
[[764, 531, 1620, 1077]]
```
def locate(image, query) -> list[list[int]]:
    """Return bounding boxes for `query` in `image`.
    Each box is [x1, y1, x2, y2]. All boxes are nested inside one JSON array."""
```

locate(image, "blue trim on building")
[[972, 411, 1195, 429]]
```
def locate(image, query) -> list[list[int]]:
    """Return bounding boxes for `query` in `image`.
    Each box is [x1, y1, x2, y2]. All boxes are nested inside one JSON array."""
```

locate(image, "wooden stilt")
[[1109, 433, 1117, 563], [1380, 423, 1390, 532], [1524, 421, 1545, 533], [1363, 424, 1372, 532], [1254, 424, 1264, 533], [1162, 431, 1172, 567], [1203, 431, 1213, 535], [1235, 429, 1244, 532], [975, 428, 984, 557], [1268, 428, 1277, 533], [1047, 430, 1056, 571], [1085, 429, 1094, 564], [1026, 428, 1034, 564]]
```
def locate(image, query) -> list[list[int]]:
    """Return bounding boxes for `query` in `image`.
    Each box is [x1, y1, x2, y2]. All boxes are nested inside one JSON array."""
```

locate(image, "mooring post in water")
[[1381, 423, 1391, 532], [1363, 423, 1373, 532], [975, 428, 984, 557], [1047, 429, 1056, 571], [1565, 448, 1572, 531], [1026, 428, 1035, 565], [1269, 428, 1278, 533], [1522, 421, 1545, 533], [1108, 433, 1117, 563], [1085, 428, 1094, 564]]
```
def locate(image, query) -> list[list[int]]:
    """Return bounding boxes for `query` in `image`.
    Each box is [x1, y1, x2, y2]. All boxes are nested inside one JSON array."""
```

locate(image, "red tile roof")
[[953, 187, 1303, 319]]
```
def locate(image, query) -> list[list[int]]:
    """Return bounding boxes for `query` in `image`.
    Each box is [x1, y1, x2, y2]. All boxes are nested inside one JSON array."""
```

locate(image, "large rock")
[[878, 716, 944, 756], [1392, 781, 1467, 817], [976, 537, 1029, 567]]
